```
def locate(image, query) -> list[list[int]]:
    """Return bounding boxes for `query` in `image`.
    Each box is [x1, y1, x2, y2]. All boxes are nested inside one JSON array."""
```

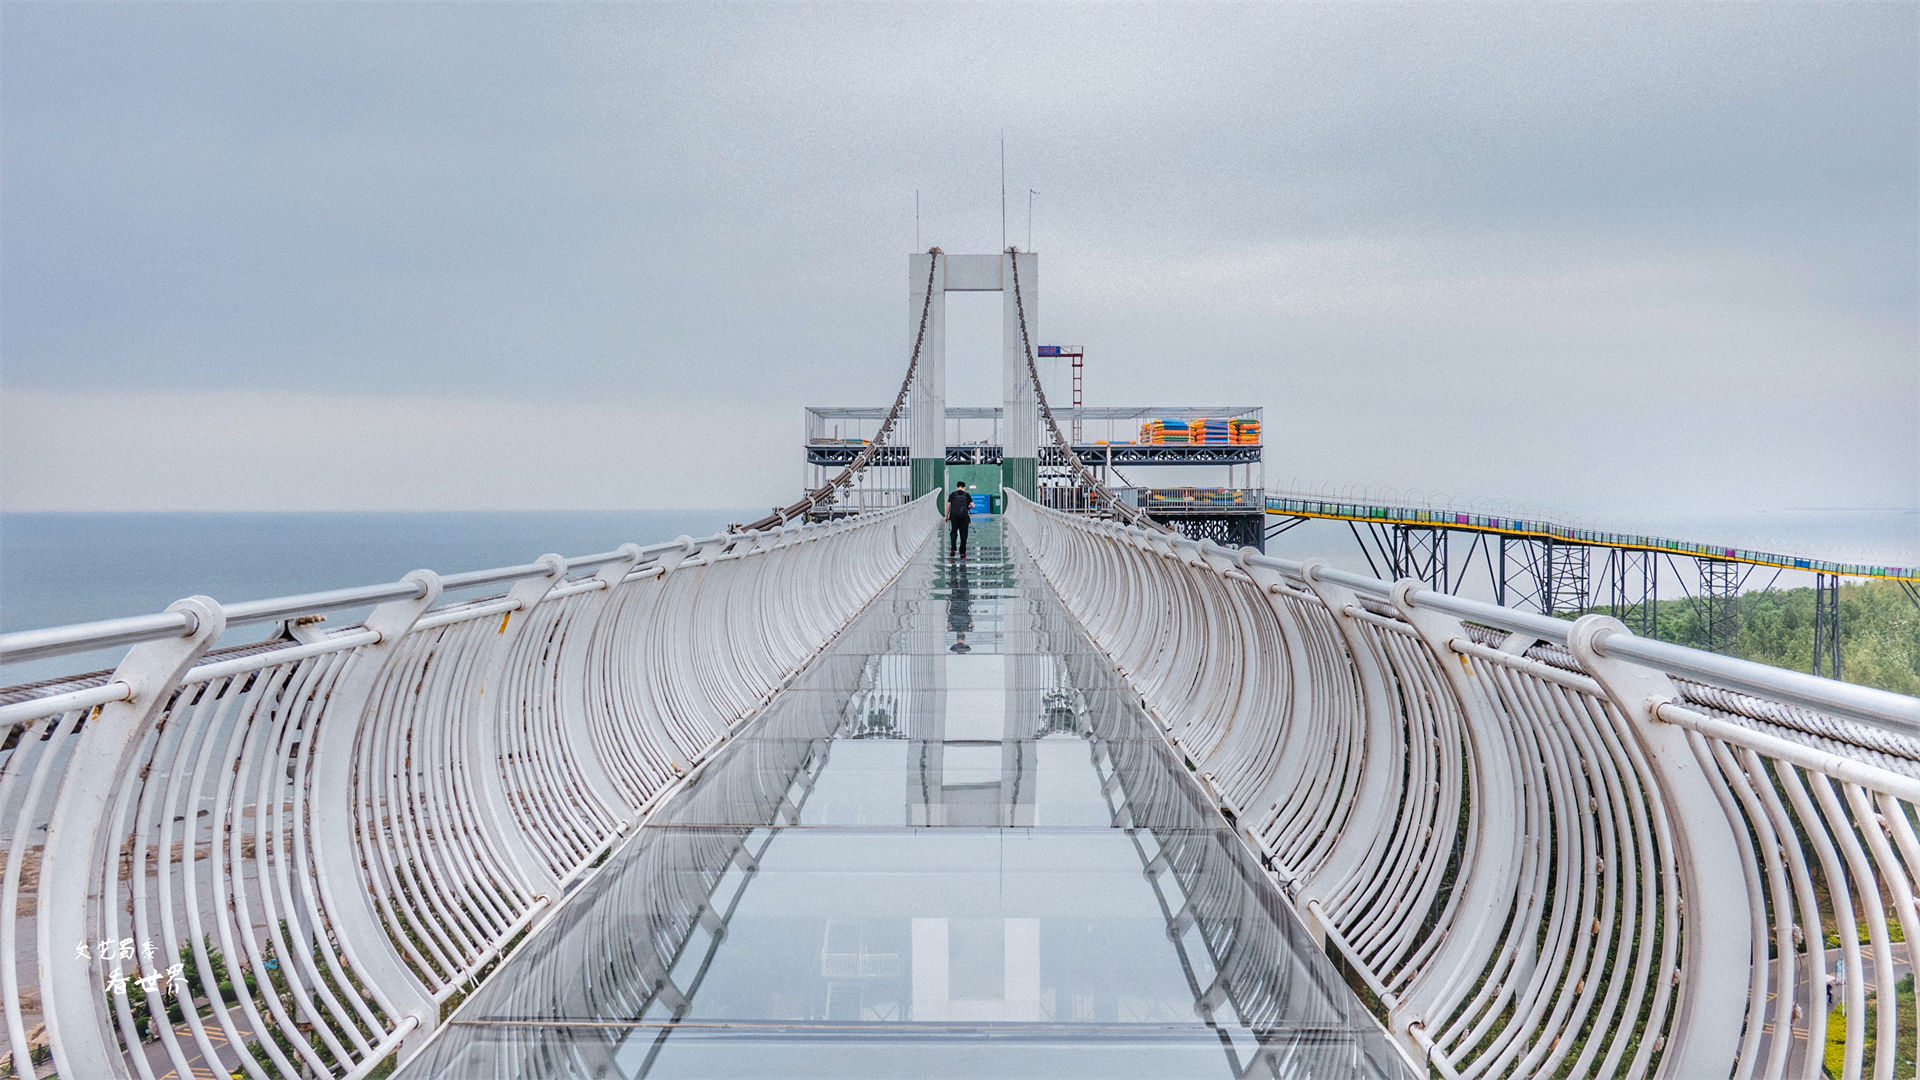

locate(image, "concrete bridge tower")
[[907, 251, 1040, 501]]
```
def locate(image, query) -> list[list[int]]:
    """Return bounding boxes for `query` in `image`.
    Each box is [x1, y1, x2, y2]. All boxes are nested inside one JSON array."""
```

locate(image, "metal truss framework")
[[1155, 513, 1266, 551], [1813, 572, 1841, 680], [1599, 547, 1658, 637], [1007, 493, 1920, 1080], [1698, 557, 1743, 653], [0, 499, 938, 1080], [1266, 494, 1920, 582], [1332, 523, 1882, 673]]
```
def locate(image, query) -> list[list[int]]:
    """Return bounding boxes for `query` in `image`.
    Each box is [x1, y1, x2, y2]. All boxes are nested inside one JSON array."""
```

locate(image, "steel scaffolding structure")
[[1296, 494, 1906, 675], [1813, 572, 1841, 680], [1697, 556, 1743, 653], [1600, 546, 1658, 637]]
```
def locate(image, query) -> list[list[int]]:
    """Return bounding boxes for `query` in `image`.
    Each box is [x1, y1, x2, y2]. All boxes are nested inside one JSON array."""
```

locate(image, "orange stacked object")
[[1191, 418, 1231, 444]]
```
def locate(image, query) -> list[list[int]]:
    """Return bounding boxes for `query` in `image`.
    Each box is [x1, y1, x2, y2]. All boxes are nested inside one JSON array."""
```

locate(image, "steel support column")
[[1389, 525, 1447, 591], [1541, 540, 1590, 616], [1698, 558, 1740, 653], [1813, 572, 1841, 679], [1497, 536, 1540, 611], [1600, 547, 1656, 636]]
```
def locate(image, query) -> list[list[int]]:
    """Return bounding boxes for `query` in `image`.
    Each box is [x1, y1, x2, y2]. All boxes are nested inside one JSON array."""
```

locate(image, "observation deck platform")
[[805, 443, 1263, 467], [398, 519, 1409, 1079]]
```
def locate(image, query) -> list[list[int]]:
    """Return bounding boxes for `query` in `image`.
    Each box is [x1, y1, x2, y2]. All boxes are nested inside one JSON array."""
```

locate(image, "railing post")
[[1381, 579, 1524, 1041], [38, 596, 225, 1080], [308, 571, 442, 1049], [1568, 614, 1752, 1078], [473, 554, 569, 899], [561, 544, 651, 823], [1288, 561, 1401, 900]]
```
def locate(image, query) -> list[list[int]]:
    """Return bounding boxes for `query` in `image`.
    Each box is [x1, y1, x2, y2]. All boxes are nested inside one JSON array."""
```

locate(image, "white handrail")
[[1005, 491, 1920, 1080], [0, 497, 939, 1079]]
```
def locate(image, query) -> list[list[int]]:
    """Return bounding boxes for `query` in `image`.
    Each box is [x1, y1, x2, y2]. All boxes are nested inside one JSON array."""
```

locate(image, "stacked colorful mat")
[[1191, 418, 1231, 444], [1139, 419, 1191, 444], [1135, 417, 1262, 445]]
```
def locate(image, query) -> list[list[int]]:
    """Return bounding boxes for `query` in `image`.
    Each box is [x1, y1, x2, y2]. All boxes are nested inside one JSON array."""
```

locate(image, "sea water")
[[0, 510, 757, 685], [2, 507, 1913, 687]]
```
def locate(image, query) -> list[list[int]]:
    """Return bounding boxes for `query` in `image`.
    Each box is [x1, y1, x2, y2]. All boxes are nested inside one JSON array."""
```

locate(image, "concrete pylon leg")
[[909, 251, 947, 498], [1001, 251, 1038, 500]]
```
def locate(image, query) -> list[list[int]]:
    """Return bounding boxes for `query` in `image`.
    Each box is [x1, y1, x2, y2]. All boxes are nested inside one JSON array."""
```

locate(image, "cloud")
[[0, 388, 795, 511], [1, 3, 1913, 513]]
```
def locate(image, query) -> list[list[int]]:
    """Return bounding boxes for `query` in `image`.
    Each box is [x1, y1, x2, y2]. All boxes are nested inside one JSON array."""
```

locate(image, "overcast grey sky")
[[2, 2, 1914, 522]]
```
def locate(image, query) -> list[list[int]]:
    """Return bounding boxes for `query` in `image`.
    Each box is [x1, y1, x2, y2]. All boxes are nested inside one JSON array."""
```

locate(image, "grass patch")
[[1826, 973, 1916, 1079]]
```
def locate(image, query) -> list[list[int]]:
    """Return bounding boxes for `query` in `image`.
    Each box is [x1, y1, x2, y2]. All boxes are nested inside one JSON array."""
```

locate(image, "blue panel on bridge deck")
[[398, 519, 1413, 1080]]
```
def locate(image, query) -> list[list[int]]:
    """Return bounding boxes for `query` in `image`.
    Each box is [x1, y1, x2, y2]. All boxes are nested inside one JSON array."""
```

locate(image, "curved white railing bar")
[[1006, 492, 1920, 1080], [0, 497, 937, 1079]]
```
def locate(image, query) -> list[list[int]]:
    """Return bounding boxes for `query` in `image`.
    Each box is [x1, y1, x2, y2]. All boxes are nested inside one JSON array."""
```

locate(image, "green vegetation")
[[1826, 973, 1916, 1079], [1825, 915, 1906, 950], [1584, 580, 1920, 697]]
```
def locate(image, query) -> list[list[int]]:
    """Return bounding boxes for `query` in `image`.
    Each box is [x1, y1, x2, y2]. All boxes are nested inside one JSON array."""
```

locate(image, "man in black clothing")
[[946, 482, 972, 558]]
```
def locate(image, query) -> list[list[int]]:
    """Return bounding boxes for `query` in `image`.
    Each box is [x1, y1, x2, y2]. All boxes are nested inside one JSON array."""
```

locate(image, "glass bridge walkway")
[[397, 519, 1413, 1079]]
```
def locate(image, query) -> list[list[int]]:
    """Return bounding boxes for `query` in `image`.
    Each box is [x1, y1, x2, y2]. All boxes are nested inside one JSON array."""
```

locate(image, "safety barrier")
[[0, 495, 937, 1079], [1007, 492, 1920, 1080]]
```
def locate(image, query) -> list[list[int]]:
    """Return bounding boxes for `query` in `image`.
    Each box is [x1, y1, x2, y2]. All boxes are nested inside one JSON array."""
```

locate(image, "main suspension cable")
[[1006, 247, 1163, 531], [744, 249, 943, 532]]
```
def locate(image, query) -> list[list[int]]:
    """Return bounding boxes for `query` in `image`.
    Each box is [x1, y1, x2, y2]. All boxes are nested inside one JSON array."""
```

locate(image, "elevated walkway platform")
[[805, 443, 1262, 467], [398, 519, 1411, 1079], [1265, 494, 1918, 581]]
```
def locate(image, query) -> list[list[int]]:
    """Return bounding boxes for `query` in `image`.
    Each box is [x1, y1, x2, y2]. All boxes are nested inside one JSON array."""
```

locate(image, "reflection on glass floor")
[[397, 519, 1415, 1079]]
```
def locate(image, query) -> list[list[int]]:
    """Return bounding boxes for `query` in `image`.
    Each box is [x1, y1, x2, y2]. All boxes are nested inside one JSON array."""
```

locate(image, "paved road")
[[141, 1015, 250, 1080]]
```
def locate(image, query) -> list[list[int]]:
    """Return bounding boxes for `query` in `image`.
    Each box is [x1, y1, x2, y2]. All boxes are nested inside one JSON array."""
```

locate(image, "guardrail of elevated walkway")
[[0, 495, 938, 1080], [1264, 493, 1920, 581], [1007, 491, 1920, 1080]]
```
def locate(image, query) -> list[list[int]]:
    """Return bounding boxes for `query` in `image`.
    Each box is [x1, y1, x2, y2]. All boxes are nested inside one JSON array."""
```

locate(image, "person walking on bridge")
[[946, 481, 973, 559]]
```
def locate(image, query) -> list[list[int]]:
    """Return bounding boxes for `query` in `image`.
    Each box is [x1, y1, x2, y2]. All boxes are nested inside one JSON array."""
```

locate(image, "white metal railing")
[[0, 496, 937, 1079], [1006, 493, 1920, 1080]]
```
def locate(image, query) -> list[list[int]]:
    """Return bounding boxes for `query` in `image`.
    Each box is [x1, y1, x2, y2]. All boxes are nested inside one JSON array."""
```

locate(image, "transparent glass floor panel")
[[398, 520, 1416, 1079]]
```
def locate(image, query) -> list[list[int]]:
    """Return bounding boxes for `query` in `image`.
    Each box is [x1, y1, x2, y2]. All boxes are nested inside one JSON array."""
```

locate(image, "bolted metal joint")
[[1567, 613, 1677, 728]]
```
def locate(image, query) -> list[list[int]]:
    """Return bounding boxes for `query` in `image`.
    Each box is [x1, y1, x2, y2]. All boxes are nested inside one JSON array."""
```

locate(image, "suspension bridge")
[[2, 250, 1917, 1079]]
